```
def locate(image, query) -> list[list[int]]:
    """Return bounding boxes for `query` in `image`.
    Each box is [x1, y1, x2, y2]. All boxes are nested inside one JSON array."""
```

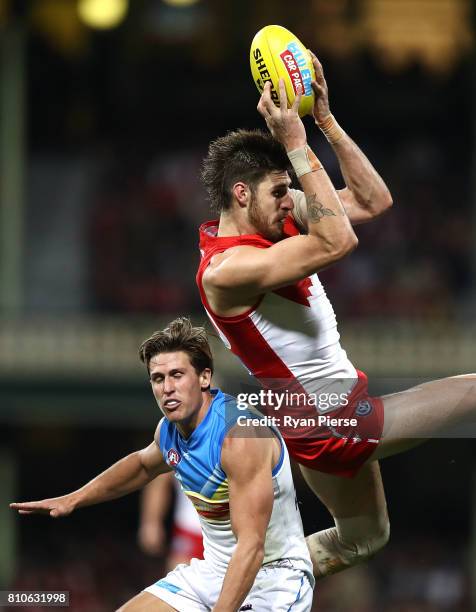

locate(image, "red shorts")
[[278, 370, 384, 478], [170, 524, 204, 560]]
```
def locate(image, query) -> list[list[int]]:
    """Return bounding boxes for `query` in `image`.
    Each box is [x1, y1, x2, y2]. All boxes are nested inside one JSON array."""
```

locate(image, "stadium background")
[[0, 0, 475, 609]]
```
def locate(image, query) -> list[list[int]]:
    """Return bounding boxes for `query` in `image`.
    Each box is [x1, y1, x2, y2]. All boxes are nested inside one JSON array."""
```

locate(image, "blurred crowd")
[[20, 0, 473, 322], [85, 53, 473, 321], [3, 2, 474, 611], [87, 144, 473, 321], [88, 152, 205, 314]]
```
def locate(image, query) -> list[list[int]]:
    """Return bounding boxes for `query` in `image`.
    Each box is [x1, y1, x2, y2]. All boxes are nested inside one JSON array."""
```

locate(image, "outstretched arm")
[[10, 426, 170, 518], [309, 52, 393, 225], [212, 429, 276, 612]]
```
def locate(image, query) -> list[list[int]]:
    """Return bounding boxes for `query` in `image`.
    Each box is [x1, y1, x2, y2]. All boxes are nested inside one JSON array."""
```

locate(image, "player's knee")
[[354, 518, 390, 560], [337, 513, 390, 564], [307, 517, 390, 579]]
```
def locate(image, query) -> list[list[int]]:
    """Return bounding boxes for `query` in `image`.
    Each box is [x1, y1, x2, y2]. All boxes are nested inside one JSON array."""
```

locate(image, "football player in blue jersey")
[[11, 318, 314, 612]]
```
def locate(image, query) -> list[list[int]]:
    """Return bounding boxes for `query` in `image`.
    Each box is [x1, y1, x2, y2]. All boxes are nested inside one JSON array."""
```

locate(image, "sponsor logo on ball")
[[279, 49, 304, 94], [281, 42, 313, 96]]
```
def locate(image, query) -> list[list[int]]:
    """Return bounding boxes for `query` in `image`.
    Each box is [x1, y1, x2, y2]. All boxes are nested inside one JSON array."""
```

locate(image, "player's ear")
[[231, 182, 250, 208], [199, 368, 212, 390]]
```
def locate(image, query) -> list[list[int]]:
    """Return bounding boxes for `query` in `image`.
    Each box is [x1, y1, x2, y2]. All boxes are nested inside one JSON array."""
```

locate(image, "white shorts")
[[145, 557, 314, 611]]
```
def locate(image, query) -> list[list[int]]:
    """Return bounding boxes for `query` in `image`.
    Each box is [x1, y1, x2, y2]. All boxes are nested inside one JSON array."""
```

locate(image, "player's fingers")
[[309, 49, 323, 72], [258, 82, 275, 116], [311, 81, 325, 97], [11, 501, 50, 513], [310, 55, 325, 85], [278, 78, 287, 111], [257, 99, 272, 121], [292, 88, 302, 113]]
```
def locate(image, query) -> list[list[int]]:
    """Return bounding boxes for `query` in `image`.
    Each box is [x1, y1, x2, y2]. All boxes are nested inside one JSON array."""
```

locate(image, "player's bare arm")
[[204, 228, 353, 309], [202, 80, 357, 308], [258, 78, 356, 249], [10, 424, 171, 518], [308, 51, 393, 225], [212, 427, 278, 612]]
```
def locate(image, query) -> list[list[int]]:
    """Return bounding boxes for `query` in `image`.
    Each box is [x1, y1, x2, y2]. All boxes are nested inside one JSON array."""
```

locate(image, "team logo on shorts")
[[355, 400, 372, 417], [167, 448, 181, 466], [239, 605, 253, 611]]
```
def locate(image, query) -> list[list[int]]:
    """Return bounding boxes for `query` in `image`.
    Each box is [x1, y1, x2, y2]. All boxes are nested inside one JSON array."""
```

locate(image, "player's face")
[[149, 351, 211, 433], [248, 171, 293, 241]]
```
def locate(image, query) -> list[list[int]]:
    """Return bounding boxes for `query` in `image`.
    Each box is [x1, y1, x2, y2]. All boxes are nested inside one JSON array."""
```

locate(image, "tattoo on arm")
[[306, 193, 337, 223]]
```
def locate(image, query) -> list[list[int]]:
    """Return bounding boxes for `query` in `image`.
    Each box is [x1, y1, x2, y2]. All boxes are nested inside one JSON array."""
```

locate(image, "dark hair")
[[139, 317, 213, 375], [201, 129, 289, 213]]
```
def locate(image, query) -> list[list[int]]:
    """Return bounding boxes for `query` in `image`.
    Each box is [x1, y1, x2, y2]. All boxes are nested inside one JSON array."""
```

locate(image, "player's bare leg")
[[303, 374, 476, 578], [301, 461, 389, 578], [371, 373, 476, 459], [117, 592, 178, 612]]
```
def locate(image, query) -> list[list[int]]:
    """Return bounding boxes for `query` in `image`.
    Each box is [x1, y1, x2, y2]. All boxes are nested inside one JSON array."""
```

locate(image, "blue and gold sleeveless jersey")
[[157, 388, 312, 578], [158, 389, 280, 523]]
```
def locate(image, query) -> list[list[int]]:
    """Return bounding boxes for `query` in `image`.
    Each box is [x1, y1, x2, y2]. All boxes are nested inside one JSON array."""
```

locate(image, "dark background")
[[0, 0, 475, 610]]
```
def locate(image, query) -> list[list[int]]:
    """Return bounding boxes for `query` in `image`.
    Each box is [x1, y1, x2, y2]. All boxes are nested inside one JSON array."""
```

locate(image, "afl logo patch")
[[167, 449, 181, 467], [355, 400, 372, 417]]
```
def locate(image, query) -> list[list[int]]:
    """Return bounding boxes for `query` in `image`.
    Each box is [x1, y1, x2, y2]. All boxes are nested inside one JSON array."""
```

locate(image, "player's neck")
[[176, 390, 213, 439], [217, 212, 256, 237]]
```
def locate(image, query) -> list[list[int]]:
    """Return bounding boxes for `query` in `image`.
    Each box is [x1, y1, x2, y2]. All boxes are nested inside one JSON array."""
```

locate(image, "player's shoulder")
[[221, 418, 280, 475], [289, 187, 304, 201], [153, 416, 168, 445], [210, 391, 262, 434], [211, 390, 242, 423], [207, 245, 248, 267], [154, 416, 165, 436], [288, 188, 307, 233], [202, 244, 268, 293]]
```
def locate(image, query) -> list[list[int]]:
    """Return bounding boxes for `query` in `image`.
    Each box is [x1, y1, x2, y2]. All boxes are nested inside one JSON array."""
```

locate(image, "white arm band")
[[287, 145, 323, 178]]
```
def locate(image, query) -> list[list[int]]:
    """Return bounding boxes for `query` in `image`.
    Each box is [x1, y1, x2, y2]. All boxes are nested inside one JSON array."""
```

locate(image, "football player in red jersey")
[[197, 55, 476, 578]]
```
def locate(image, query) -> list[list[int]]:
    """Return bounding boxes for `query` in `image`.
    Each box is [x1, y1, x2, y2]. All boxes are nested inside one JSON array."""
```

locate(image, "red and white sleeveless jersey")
[[196, 208, 358, 407]]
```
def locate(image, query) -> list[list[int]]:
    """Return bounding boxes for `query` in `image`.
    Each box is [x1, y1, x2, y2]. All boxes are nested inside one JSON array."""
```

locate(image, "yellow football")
[[250, 25, 316, 118]]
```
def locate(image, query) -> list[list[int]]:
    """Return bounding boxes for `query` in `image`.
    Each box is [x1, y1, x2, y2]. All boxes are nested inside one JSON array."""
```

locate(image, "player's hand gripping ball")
[[250, 25, 316, 117]]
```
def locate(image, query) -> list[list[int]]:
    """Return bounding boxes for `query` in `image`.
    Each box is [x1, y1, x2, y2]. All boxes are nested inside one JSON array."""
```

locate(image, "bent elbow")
[[238, 538, 265, 564], [334, 233, 358, 259], [306, 231, 358, 273], [372, 190, 393, 218], [318, 234, 357, 268], [381, 190, 393, 212], [344, 232, 359, 253], [254, 543, 266, 564]]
